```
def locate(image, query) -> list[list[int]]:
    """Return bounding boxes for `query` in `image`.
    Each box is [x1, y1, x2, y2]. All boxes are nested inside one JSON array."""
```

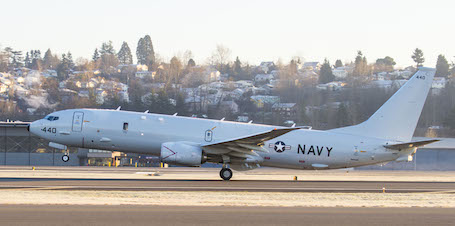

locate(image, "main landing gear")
[[220, 168, 233, 181]]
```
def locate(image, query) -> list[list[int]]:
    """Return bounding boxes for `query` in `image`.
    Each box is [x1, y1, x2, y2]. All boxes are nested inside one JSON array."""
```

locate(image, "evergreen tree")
[[435, 54, 450, 77], [24, 52, 31, 68], [100, 41, 115, 55], [117, 41, 133, 65], [444, 107, 455, 130], [319, 59, 335, 84], [99, 41, 119, 74], [43, 49, 58, 69], [187, 58, 196, 68], [411, 48, 425, 68], [67, 51, 75, 70], [30, 50, 43, 71], [136, 35, 155, 69], [353, 51, 369, 76], [57, 53, 70, 80], [92, 48, 100, 62], [336, 103, 350, 127], [335, 59, 343, 68], [233, 56, 242, 79]]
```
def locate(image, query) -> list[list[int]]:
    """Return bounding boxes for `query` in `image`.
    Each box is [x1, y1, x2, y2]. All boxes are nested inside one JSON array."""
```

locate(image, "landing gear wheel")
[[62, 155, 69, 162], [220, 168, 233, 181]]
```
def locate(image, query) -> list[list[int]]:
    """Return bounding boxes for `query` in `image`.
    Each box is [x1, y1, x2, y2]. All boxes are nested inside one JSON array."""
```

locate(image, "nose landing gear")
[[62, 154, 70, 162]]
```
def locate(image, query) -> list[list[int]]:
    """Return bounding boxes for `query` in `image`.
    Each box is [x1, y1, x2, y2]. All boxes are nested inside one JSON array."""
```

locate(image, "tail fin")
[[330, 67, 436, 142]]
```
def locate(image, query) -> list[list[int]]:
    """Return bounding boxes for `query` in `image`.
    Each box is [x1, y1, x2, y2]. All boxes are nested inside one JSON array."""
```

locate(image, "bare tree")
[[209, 44, 231, 68]]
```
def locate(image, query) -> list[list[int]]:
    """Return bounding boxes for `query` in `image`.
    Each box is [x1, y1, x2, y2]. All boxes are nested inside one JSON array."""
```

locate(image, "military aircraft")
[[29, 67, 438, 180]]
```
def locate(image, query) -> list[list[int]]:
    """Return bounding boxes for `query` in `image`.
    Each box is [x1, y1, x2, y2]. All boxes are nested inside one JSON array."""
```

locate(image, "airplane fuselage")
[[30, 109, 405, 170]]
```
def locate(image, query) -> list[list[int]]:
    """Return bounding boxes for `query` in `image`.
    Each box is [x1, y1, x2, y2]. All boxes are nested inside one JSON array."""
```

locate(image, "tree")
[[100, 41, 115, 55], [233, 56, 243, 79], [353, 51, 369, 76], [411, 48, 425, 68], [444, 107, 455, 130], [92, 48, 100, 62], [336, 103, 351, 127], [375, 56, 396, 72], [117, 41, 133, 65], [43, 49, 59, 70], [187, 58, 196, 68], [136, 35, 155, 69], [335, 59, 343, 68], [67, 51, 75, 70], [169, 56, 183, 84], [57, 53, 70, 81], [99, 41, 119, 74], [210, 44, 231, 71], [435, 54, 450, 77], [319, 59, 335, 84]]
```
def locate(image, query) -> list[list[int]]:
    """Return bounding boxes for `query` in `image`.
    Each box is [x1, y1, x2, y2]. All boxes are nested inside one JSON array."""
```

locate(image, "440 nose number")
[[41, 127, 57, 133]]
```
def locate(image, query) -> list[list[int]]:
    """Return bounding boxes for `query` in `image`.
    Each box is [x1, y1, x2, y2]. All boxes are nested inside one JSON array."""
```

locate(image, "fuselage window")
[[123, 122, 128, 131]]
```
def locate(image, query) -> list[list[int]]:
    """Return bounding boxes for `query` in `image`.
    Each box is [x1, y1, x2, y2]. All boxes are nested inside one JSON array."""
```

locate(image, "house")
[[432, 77, 446, 89], [254, 74, 274, 83], [332, 67, 348, 79], [136, 71, 156, 79], [303, 62, 321, 71], [259, 62, 275, 74], [272, 103, 297, 116], [219, 101, 239, 113], [316, 81, 346, 91], [250, 95, 280, 108]]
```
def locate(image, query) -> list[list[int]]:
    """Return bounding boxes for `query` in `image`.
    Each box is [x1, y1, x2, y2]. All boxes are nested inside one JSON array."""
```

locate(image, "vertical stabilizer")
[[330, 67, 435, 142]]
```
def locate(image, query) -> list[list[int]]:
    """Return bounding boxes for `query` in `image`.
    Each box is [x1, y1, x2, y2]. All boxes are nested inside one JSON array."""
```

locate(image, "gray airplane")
[[29, 68, 438, 180]]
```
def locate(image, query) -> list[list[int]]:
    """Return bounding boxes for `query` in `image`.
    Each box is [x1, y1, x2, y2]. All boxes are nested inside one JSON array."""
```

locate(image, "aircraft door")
[[72, 112, 84, 132]]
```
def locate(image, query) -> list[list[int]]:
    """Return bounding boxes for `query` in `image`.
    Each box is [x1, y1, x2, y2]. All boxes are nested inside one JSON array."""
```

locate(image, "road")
[[0, 205, 453, 226], [0, 177, 455, 193]]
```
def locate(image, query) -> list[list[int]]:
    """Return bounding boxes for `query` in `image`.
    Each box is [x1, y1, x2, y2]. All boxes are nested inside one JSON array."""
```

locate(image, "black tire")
[[219, 168, 233, 181], [62, 155, 69, 162]]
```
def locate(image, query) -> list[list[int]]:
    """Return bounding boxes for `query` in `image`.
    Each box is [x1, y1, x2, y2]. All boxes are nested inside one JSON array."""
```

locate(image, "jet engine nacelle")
[[160, 142, 206, 166]]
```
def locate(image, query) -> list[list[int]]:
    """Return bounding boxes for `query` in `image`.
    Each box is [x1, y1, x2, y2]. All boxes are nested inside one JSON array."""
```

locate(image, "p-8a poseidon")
[[29, 68, 438, 180]]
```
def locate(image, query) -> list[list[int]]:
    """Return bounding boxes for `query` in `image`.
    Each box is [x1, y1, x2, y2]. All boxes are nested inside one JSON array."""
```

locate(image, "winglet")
[[116, 106, 121, 111]]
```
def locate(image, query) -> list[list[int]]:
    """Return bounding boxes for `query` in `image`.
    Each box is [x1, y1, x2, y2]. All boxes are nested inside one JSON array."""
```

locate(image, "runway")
[[0, 177, 455, 193], [0, 205, 454, 226]]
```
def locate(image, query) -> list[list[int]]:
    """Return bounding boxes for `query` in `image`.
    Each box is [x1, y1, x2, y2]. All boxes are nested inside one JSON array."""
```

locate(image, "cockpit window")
[[45, 116, 59, 121]]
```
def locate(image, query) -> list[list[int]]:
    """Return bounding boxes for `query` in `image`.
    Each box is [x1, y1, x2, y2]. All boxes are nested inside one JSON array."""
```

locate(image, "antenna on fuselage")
[[248, 120, 253, 124], [116, 106, 121, 111], [291, 123, 296, 128], [144, 110, 149, 113], [220, 118, 225, 121], [173, 113, 178, 116]]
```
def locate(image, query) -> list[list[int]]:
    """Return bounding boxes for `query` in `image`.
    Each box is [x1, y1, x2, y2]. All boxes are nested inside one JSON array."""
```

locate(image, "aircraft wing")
[[384, 139, 440, 150], [202, 127, 299, 158]]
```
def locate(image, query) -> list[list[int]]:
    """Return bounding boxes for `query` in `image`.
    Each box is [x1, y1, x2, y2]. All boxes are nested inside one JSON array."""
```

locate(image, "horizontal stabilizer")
[[384, 139, 439, 150]]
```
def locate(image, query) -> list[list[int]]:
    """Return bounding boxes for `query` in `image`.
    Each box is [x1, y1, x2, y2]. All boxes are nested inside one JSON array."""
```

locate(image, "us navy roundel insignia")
[[274, 141, 286, 153]]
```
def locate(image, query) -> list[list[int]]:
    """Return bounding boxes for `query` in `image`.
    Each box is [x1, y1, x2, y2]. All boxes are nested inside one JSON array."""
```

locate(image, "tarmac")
[[0, 177, 455, 193], [0, 205, 454, 226], [0, 166, 454, 225]]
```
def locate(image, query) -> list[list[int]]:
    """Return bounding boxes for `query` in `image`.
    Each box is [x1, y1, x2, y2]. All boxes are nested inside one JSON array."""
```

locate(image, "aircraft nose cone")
[[29, 120, 41, 136]]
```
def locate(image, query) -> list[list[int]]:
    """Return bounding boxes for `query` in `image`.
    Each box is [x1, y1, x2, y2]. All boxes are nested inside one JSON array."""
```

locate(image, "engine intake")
[[160, 142, 206, 166]]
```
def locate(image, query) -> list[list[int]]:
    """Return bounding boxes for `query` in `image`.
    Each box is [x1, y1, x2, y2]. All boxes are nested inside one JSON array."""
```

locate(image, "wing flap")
[[202, 127, 299, 158]]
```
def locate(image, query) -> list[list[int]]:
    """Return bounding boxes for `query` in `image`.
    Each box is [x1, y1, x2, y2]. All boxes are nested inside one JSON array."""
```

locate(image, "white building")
[[332, 67, 348, 79], [254, 74, 274, 82]]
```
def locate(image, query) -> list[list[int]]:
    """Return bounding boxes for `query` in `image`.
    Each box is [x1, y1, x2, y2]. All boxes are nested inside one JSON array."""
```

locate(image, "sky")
[[1, 0, 454, 68]]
